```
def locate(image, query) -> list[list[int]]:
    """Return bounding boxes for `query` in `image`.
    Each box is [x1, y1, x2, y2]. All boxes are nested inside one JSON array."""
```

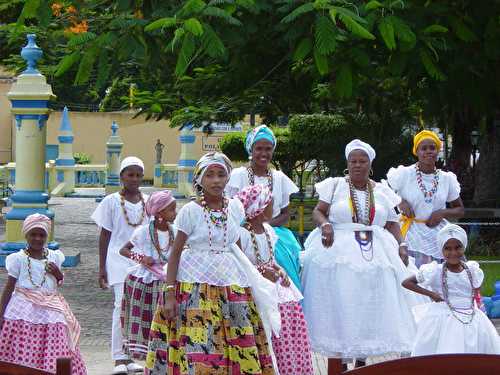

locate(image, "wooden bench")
[[327, 354, 500, 374], [0, 358, 71, 375]]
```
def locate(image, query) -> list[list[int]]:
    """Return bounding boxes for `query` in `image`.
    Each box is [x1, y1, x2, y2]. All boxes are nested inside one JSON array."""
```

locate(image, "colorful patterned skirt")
[[145, 282, 275, 375], [121, 274, 162, 360], [272, 301, 314, 375], [0, 319, 87, 375]]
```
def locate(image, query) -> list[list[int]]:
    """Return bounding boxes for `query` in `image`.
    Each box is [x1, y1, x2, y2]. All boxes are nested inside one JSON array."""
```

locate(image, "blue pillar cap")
[[21, 34, 43, 75], [59, 106, 73, 132], [111, 121, 119, 135]]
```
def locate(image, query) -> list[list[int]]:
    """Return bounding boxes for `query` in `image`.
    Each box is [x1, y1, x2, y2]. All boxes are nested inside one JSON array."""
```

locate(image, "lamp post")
[[470, 130, 480, 184]]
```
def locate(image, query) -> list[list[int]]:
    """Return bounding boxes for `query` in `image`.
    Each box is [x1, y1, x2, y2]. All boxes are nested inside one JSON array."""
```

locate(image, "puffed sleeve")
[[51, 250, 66, 268], [467, 261, 484, 289], [265, 223, 279, 247], [277, 171, 299, 209], [416, 261, 439, 284], [386, 165, 408, 192], [230, 198, 246, 226], [225, 167, 246, 198], [445, 171, 461, 202], [130, 225, 147, 253], [315, 177, 338, 204], [5, 252, 21, 279], [377, 182, 402, 209], [91, 194, 115, 231], [238, 227, 252, 256], [174, 202, 195, 236]]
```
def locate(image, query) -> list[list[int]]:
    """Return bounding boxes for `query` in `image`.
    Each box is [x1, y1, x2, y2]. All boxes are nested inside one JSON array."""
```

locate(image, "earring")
[[370, 169, 374, 177], [343, 168, 349, 176]]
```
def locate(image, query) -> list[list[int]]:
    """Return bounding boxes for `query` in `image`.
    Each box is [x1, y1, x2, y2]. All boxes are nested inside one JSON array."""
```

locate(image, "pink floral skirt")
[[272, 301, 314, 375], [0, 319, 87, 375]]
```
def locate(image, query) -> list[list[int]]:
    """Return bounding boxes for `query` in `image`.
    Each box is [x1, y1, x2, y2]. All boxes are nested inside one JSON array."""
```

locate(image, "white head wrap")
[[345, 139, 376, 163], [437, 224, 468, 252], [192, 152, 233, 195], [120, 156, 144, 173]]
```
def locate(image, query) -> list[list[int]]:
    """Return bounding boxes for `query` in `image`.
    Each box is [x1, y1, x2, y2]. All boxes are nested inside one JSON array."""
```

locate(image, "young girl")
[[402, 224, 500, 355], [145, 152, 280, 375], [119, 190, 176, 360], [91, 156, 148, 374], [237, 184, 314, 375], [0, 214, 87, 374]]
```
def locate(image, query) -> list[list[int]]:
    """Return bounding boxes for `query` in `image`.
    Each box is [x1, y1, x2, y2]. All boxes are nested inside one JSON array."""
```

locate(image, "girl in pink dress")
[[0, 214, 86, 374]]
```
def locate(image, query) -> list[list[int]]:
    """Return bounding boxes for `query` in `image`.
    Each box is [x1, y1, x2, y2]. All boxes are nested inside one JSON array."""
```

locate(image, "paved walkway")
[[1, 194, 499, 374]]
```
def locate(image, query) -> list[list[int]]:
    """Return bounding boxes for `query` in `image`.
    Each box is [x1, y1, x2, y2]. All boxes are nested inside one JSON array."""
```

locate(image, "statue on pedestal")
[[155, 139, 165, 164]]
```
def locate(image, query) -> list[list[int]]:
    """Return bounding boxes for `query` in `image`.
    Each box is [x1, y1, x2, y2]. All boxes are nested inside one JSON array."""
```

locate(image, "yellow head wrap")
[[412, 130, 442, 156]]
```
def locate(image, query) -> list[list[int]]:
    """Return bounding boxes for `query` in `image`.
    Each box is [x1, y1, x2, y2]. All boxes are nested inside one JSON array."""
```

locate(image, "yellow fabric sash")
[[400, 215, 427, 238]]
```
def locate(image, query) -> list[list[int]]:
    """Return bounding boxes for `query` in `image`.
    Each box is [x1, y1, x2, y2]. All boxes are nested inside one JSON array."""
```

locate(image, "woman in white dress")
[[386, 130, 464, 267], [402, 224, 500, 356], [227, 125, 302, 290], [302, 140, 416, 370]]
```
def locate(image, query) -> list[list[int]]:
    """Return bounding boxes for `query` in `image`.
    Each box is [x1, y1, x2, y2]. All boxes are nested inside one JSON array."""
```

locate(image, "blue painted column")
[[105, 121, 123, 195], [176, 124, 197, 197], [54, 106, 76, 195], [2, 34, 57, 253]]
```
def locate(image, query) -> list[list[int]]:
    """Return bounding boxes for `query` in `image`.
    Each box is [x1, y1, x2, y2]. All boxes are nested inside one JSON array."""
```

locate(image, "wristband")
[[320, 222, 332, 229], [399, 242, 408, 248], [164, 284, 176, 292], [130, 252, 145, 263]]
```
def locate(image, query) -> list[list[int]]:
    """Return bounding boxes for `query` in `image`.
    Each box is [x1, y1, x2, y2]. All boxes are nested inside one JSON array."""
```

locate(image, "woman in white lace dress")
[[386, 130, 464, 267], [302, 140, 416, 370]]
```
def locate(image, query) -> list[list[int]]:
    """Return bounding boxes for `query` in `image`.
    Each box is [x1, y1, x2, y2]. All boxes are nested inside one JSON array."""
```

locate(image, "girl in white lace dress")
[[386, 130, 464, 267], [402, 224, 500, 356], [302, 140, 416, 369]]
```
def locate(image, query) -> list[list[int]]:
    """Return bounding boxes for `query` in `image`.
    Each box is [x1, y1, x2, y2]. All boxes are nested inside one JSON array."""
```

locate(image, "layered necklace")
[[245, 223, 274, 273], [200, 194, 229, 253], [24, 248, 49, 288], [441, 261, 475, 324], [247, 166, 273, 192], [415, 163, 440, 204], [347, 177, 376, 261], [120, 191, 145, 227], [148, 220, 174, 262]]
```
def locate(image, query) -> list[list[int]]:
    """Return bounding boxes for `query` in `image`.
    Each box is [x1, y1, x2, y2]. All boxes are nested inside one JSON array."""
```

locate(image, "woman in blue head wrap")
[[227, 125, 303, 291]]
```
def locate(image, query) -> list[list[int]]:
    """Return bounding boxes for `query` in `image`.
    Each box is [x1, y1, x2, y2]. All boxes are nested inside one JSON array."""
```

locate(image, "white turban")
[[345, 139, 376, 163], [437, 224, 468, 252], [120, 156, 144, 173]]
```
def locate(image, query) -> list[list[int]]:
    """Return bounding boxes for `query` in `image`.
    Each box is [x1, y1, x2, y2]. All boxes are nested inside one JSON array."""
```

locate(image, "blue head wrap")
[[245, 125, 277, 156]]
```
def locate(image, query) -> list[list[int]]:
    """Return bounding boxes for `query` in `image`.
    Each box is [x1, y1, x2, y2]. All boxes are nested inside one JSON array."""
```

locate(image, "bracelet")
[[164, 284, 176, 292], [130, 252, 145, 263], [320, 222, 332, 229], [399, 242, 408, 248]]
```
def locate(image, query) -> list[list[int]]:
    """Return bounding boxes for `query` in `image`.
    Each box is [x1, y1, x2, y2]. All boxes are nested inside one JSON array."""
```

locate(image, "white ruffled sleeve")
[[386, 165, 408, 192], [277, 171, 299, 209], [174, 202, 195, 236], [5, 252, 21, 279], [238, 227, 252, 256], [467, 261, 484, 289], [416, 261, 439, 284], [130, 225, 148, 253], [445, 171, 461, 202], [225, 167, 246, 198], [315, 177, 337, 204], [91, 194, 115, 231], [51, 250, 65, 268]]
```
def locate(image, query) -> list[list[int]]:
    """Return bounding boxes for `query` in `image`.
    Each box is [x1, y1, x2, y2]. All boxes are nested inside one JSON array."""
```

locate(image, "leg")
[[112, 283, 129, 364]]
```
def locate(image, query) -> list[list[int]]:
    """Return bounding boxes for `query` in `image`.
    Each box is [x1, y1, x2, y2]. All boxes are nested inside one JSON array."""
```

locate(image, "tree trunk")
[[473, 112, 500, 207]]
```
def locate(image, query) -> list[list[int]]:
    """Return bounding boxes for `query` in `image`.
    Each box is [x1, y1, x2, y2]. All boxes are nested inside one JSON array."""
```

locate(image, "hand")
[[162, 293, 178, 320], [399, 245, 409, 266], [141, 256, 155, 267], [98, 269, 108, 289], [261, 266, 280, 283], [280, 272, 291, 287], [426, 210, 444, 228], [321, 223, 334, 248], [430, 292, 444, 303], [398, 199, 415, 218], [46, 262, 63, 282]]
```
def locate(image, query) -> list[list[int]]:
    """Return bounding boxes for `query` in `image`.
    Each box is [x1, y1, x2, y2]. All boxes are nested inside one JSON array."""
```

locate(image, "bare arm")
[[385, 221, 409, 266], [269, 206, 290, 227], [98, 228, 111, 289], [313, 200, 334, 248], [119, 241, 134, 258], [0, 276, 17, 328], [163, 231, 188, 319], [402, 275, 443, 302], [426, 198, 464, 227]]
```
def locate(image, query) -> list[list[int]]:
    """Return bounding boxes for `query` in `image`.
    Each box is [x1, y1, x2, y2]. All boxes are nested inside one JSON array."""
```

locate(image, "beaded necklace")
[[415, 163, 440, 204], [441, 261, 475, 324], [23, 248, 49, 288], [200, 195, 229, 253], [247, 166, 273, 192], [120, 191, 145, 227], [347, 177, 375, 261], [148, 220, 174, 262], [245, 223, 274, 273]]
